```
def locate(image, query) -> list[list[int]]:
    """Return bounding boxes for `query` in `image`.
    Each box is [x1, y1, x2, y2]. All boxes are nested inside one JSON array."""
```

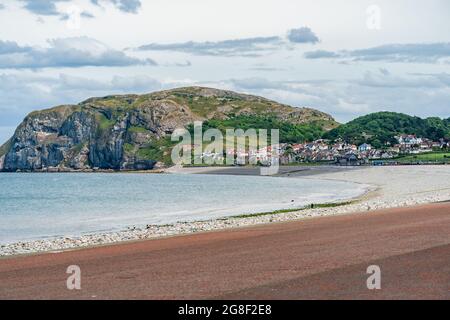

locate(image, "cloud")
[[80, 11, 95, 18], [60, 10, 96, 20], [172, 60, 192, 67], [137, 26, 319, 57], [18, 0, 141, 19], [0, 72, 162, 144], [137, 36, 284, 57], [303, 50, 339, 59], [304, 43, 450, 64], [222, 72, 450, 121], [287, 27, 319, 44], [355, 69, 445, 89], [225, 78, 351, 117], [18, 0, 96, 21], [0, 40, 32, 54], [379, 68, 390, 76], [56, 74, 162, 93], [91, 0, 142, 14], [0, 4, 5, 10], [1, 70, 449, 144], [18, 0, 70, 16], [0, 37, 156, 69], [349, 43, 450, 63], [0, 72, 162, 125], [230, 77, 281, 90]]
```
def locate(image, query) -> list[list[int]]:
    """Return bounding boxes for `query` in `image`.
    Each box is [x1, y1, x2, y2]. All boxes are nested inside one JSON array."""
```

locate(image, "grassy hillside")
[[323, 112, 450, 147], [189, 115, 327, 143]]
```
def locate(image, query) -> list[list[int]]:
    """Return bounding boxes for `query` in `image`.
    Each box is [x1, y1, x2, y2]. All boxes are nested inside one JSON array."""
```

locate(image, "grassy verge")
[[231, 200, 355, 219], [281, 161, 334, 166]]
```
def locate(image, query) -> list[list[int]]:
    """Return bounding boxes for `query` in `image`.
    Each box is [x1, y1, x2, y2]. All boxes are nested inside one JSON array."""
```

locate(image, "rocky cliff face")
[[0, 87, 337, 172]]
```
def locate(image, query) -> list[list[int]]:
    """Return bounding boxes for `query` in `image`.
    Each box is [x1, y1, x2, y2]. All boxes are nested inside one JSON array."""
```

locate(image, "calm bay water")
[[0, 173, 367, 244]]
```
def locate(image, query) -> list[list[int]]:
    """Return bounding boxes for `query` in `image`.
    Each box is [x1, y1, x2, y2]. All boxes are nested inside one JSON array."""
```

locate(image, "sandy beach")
[[1, 165, 449, 256]]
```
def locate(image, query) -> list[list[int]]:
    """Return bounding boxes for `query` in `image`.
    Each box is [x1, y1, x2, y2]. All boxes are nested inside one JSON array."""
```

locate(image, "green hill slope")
[[323, 112, 450, 147]]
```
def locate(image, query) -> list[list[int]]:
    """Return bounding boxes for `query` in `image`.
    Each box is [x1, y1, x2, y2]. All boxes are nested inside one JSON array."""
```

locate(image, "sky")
[[0, 0, 449, 144]]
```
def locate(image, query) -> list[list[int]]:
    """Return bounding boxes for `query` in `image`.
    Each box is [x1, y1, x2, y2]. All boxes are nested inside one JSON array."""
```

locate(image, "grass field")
[[394, 151, 450, 163]]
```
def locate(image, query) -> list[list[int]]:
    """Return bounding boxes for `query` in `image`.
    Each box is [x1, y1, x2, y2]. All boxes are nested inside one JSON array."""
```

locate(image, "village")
[[198, 134, 450, 166]]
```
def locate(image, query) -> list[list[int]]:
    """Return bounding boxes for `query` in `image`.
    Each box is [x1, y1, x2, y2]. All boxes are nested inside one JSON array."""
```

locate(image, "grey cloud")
[[91, 0, 142, 14], [227, 78, 338, 112], [0, 72, 161, 143], [110, 75, 161, 91], [138, 36, 283, 57], [173, 60, 192, 67], [0, 73, 59, 126], [408, 72, 450, 87], [0, 40, 32, 54], [225, 73, 450, 121], [355, 70, 445, 89], [56, 74, 161, 92], [304, 43, 450, 64], [18, 0, 70, 16], [19, 0, 96, 21], [0, 4, 5, 10], [248, 66, 285, 72], [60, 11, 96, 20], [230, 77, 287, 90], [429, 72, 450, 86], [0, 37, 156, 69], [0, 72, 161, 127], [349, 43, 450, 63], [303, 50, 339, 59], [379, 68, 390, 76], [81, 11, 95, 18], [137, 26, 319, 57], [1, 71, 449, 143], [18, 0, 141, 18], [287, 27, 319, 44]]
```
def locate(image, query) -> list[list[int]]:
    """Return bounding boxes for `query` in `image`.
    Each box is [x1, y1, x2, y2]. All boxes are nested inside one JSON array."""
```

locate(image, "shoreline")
[[0, 198, 368, 259], [1, 165, 449, 257], [0, 191, 372, 258]]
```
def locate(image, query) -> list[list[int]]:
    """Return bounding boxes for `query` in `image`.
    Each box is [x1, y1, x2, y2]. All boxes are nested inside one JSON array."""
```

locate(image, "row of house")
[[194, 134, 448, 166], [282, 135, 447, 165], [394, 135, 443, 154]]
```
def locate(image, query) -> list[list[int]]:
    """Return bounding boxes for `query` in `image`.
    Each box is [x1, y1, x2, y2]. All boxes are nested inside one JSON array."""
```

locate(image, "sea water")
[[0, 173, 367, 243]]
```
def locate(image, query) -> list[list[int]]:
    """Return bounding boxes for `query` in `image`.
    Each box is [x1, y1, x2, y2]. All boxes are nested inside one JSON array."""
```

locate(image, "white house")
[[396, 134, 423, 146], [358, 143, 372, 152]]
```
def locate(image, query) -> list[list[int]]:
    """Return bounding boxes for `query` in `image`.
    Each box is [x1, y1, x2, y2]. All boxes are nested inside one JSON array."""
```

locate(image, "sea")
[[0, 173, 368, 244]]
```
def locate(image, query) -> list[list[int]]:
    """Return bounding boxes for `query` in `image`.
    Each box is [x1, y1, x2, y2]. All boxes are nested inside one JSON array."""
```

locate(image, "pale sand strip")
[[1, 165, 449, 256]]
